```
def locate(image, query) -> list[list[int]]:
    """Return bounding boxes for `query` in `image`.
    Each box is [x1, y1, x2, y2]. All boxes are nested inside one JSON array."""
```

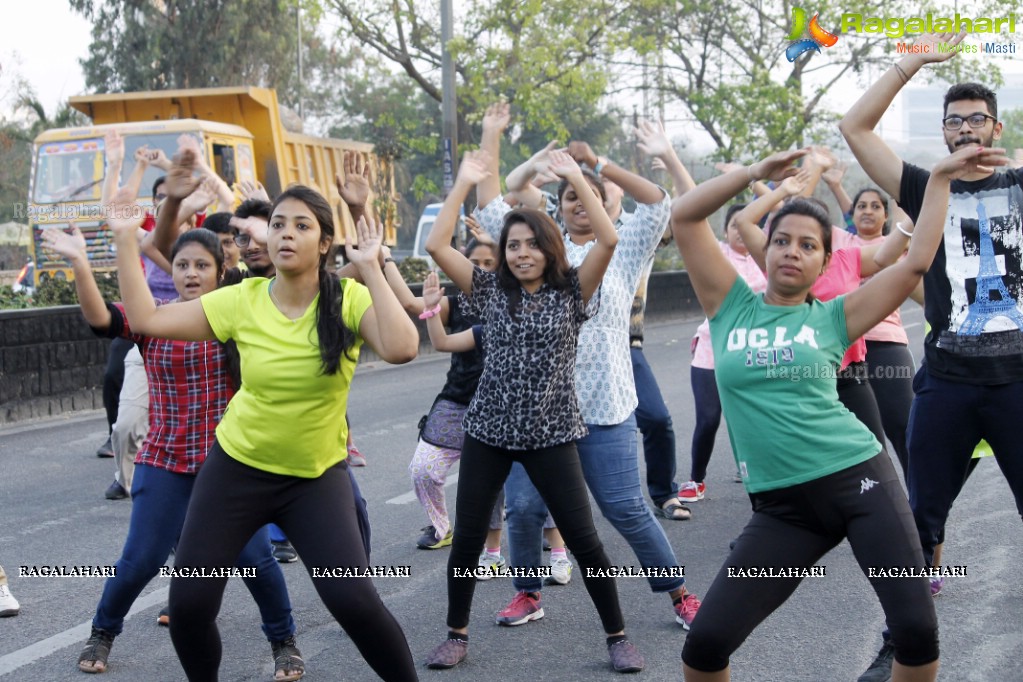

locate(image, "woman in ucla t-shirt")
[[669, 144, 1008, 682]]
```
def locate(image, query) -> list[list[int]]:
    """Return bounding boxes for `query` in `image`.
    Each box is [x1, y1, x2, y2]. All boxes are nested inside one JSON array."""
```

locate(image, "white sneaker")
[[545, 554, 573, 585], [0, 584, 20, 617], [476, 553, 506, 581]]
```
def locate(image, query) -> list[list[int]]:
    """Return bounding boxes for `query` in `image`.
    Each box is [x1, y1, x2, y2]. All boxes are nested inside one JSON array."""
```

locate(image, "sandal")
[[657, 499, 692, 521], [271, 635, 305, 681], [78, 626, 115, 673]]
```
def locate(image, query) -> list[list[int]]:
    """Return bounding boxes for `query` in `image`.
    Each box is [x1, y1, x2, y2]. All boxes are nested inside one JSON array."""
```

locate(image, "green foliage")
[[32, 277, 79, 307], [1000, 109, 1023, 160], [397, 257, 431, 285], [0, 285, 31, 310], [651, 245, 683, 273]]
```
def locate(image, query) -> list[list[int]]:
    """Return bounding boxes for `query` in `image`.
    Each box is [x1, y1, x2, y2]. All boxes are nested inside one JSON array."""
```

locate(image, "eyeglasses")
[[942, 113, 997, 131], [154, 192, 167, 201], [233, 233, 251, 248]]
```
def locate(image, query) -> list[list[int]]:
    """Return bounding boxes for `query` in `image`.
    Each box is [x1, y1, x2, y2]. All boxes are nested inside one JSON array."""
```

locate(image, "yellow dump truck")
[[28, 87, 396, 283]]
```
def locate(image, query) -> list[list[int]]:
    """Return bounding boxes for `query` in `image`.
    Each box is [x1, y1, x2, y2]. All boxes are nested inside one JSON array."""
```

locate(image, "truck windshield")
[[33, 139, 104, 204], [122, 133, 187, 198]]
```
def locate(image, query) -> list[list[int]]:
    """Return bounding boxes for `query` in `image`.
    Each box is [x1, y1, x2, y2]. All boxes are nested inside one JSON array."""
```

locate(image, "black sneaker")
[[96, 436, 114, 458], [105, 480, 128, 500], [416, 525, 452, 550], [857, 640, 895, 682], [272, 540, 299, 563]]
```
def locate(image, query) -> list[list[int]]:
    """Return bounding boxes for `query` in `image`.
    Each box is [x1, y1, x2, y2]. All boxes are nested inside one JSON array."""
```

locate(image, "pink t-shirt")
[[811, 247, 864, 369], [692, 243, 767, 369], [851, 233, 909, 345]]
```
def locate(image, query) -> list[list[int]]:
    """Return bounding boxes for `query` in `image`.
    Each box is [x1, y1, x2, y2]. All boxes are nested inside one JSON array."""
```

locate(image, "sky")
[[2, 0, 1020, 153]]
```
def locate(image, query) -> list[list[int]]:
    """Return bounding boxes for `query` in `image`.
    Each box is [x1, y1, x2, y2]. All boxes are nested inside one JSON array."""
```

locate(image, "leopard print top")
[[463, 266, 592, 450]]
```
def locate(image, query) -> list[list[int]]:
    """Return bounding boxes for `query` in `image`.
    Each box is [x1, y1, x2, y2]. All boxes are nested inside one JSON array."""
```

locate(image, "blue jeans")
[[268, 467, 372, 559], [632, 347, 679, 505], [93, 463, 294, 641], [505, 414, 686, 593]]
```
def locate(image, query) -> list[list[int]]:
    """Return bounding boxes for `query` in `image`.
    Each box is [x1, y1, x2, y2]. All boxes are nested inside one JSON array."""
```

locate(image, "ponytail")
[[314, 268, 356, 375]]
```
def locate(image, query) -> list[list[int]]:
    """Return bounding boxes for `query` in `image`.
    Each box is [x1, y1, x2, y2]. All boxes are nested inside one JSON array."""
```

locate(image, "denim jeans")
[[93, 463, 294, 641], [505, 414, 686, 593], [632, 347, 679, 505]]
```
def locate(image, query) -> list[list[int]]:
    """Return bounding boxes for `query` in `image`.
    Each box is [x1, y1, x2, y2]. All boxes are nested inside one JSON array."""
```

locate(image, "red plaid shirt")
[[106, 302, 234, 474]]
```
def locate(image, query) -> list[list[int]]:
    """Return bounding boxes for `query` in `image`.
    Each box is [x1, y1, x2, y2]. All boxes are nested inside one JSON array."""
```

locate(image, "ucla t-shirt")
[[709, 278, 881, 493], [201, 277, 372, 477]]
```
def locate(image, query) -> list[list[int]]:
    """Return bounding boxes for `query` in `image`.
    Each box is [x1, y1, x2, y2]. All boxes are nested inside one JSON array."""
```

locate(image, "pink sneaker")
[[678, 481, 706, 503], [674, 592, 701, 630], [496, 591, 544, 626], [347, 443, 366, 467]]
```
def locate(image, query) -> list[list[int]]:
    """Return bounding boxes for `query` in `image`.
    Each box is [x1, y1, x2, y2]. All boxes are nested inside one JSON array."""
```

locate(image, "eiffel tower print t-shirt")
[[900, 162, 1023, 384]]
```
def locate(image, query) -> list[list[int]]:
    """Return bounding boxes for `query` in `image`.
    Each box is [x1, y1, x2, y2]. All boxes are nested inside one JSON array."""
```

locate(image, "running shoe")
[[157, 606, 169, 627], [496, 591, 544, 626], [272, 540, 299, 563], [678, 481, 706, 503], [476, 553, 506, 580], [608, 639, 645, 673], [105, 480, 128, 500], [857, 640, 895, 682], [96, 436, 114, 458], [0, 584, 19, 617], [425, 637, 468, 669], [347, 443, 367, 467], [416, 526, 453, 550], [545, 554, 573, 585], [674, 592, 702, 630]]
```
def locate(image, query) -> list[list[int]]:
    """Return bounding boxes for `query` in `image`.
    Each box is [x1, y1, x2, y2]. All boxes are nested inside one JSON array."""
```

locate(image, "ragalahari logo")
[[786, 7, 839, 61]]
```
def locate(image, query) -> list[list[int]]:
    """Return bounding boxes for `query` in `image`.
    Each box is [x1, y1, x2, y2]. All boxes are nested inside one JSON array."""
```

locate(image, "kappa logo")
[[859, 477, 879, 494], [786, 7, 840, 62]]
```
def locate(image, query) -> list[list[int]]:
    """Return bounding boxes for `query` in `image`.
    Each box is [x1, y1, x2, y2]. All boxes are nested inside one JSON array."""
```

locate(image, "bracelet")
[[893, 63, 910, 85], [895, 222, 913, 238], [383, 257, 396, 265], [418, 304, 442, 320], [747, 165, 757, 189], [593, 160, 604, 175]]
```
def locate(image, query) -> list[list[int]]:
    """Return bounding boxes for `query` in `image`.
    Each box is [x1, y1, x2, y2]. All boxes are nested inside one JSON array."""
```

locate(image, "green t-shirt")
[[709, 278, 881, 493], [201, 277, 372, 477]]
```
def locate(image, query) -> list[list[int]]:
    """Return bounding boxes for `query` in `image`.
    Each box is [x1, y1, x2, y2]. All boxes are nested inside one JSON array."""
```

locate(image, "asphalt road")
[[1, 307, 1021, 681]]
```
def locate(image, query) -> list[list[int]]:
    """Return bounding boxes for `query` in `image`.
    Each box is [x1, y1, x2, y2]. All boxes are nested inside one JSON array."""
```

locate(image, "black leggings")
[[681, 453, 938, 672], [865, 341, 915, 477], [689, 366, 722, 482], [448, 434, 624, 634], [168, 441, 416, 682], [102, 337, 133, 432], [836, 362, 887, 450]]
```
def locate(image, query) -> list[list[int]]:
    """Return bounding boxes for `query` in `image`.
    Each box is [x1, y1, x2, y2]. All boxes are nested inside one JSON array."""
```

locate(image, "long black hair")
[[270, 185, 355, 375], [496, 208, 572, 318], [171, 229, 243, 389]]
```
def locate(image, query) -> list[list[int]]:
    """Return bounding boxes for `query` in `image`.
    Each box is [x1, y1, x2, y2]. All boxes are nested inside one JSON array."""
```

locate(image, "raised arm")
[[840, 32, 966, 198], [41, 224, 112, 331], [845, 145, 1008, 339], [122, 147, 151, 200], [151, 149, 202, 260], [101, 129, 125, 208], [109, 187, 214, 341], [336, 150, 371, 226], [636, 120, 695, 198], [673, 150, 806, 318], [548, 150, 618, 303], [348, 216, 419, 363], [504, 141, 558, 210], [733, 170, 811, 272], [427, 151, 491, 293], [568, 141, 663, 206], [422, 271, 475, 352], [822, 161, 853, 215], [478, 101, 510, 209]]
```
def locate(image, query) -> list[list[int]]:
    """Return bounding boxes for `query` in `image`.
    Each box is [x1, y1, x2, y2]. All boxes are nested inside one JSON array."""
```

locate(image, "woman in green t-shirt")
[[107, 173, 420, 681], [670, 144, 1008, 682]]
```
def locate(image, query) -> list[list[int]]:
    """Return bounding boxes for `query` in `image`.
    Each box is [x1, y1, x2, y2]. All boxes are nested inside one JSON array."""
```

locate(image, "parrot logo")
[[786, 7, 839, 62]]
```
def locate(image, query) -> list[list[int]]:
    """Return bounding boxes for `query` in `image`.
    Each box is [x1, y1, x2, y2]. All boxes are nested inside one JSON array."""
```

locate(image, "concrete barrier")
[[0, 271, 703, 424]]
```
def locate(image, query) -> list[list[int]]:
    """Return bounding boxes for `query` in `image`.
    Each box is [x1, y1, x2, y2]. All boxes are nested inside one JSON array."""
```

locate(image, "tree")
[[1000, 109, 1023, 162], [624, 0, 1009, 161]]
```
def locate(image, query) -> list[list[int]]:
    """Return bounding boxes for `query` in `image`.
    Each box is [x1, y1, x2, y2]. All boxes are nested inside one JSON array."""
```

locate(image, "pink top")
[[811, 247, 864, 370], [692, 243, 768, 369], [852, 233, 910, 345]]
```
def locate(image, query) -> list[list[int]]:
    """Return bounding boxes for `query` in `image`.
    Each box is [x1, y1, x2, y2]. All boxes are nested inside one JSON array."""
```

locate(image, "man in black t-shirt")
[[841, 32, 1023, 682]]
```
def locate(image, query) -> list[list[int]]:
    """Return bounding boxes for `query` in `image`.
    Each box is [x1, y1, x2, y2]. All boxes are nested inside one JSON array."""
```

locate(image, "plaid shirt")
[[103, 302, 234, 475]]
